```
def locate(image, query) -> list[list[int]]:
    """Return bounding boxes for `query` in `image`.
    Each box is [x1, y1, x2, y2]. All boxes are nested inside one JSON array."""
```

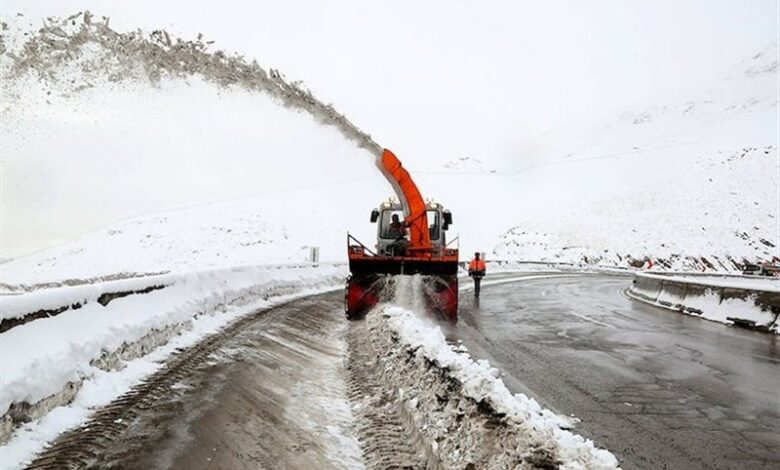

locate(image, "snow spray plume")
[[390, 275, 427, 314], [0, 11, 383, 156]]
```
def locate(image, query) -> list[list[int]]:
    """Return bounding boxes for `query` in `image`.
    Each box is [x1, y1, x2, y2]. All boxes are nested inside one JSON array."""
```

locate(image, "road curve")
[[451, 273, 780, 470], [26, 293, 366, 470], [25, 274, 779, 470]]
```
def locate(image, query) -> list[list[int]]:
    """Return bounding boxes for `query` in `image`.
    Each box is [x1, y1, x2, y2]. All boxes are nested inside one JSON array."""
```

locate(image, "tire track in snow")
[[345, 319, 430, 470]]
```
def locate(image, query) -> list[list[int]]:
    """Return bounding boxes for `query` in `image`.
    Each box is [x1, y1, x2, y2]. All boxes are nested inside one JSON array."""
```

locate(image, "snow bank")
[[370, 306, 619, 469], [476, 260, 632, 276], [0, 274, 175, 322], [628, 272, 780, 332], [0, 263, 346, 440], [644, 272, 780, 291]]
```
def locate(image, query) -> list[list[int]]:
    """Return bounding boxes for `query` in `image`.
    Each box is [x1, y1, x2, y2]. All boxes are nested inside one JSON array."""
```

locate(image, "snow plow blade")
[[345, 272, 458, 322], [345, 239, 459, 322]]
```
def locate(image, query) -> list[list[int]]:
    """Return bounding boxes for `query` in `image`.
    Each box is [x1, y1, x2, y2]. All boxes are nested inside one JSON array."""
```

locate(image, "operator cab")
[[370, 199, 453, 256]]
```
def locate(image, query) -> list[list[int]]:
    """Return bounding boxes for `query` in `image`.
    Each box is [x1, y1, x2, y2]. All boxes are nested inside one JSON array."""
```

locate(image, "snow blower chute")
[[345, 149, 459, 322]]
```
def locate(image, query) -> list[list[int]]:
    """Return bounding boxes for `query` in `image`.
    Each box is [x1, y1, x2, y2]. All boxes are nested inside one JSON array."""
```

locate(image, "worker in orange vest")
[[468, 252, 486, 297]]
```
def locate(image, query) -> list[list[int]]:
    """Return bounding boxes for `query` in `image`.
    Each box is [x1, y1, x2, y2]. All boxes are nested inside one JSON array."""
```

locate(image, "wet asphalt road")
[[79, 293, 362, 470], [453, 273, 780, 470], [39, 275, 778, 470]]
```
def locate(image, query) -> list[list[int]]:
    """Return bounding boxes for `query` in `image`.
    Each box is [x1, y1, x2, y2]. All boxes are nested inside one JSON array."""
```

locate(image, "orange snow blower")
[[345, 149, 459, 322]]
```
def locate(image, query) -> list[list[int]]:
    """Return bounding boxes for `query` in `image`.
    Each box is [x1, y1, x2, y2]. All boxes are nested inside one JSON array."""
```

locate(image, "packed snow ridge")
[[368, 305, 619, 469]]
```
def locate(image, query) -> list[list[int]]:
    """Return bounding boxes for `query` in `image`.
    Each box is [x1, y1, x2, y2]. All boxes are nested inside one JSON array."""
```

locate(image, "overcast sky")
[[1, 1, 778, 258]]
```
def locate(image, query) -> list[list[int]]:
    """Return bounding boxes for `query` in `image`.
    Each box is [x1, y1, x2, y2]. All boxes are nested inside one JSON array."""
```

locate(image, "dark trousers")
[[470, 272, 484, 297]]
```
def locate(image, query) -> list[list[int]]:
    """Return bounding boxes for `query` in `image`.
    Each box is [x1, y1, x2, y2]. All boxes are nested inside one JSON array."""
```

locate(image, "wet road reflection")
[[452, 273, 779, 470]]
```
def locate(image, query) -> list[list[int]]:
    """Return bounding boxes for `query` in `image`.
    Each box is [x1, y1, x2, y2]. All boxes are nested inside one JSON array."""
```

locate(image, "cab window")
[[427, 210, 440, 240], [380, 210, 406, 239]]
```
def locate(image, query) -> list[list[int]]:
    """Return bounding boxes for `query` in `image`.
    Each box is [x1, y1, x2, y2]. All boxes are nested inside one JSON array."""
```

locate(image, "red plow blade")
[[345, 257, 458, 322]]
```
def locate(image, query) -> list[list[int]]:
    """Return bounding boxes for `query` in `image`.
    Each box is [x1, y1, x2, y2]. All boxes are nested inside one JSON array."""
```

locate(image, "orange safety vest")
[[469, 259, 486, 271]]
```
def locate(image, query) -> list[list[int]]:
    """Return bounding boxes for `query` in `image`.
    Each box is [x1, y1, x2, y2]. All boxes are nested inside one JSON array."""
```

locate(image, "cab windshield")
[[380, 210, 406, 239], [380, 209, 440, 240]]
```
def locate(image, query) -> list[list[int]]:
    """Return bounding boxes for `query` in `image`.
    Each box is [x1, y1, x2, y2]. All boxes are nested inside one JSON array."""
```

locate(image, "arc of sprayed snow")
[[1, 11, 384, 157]]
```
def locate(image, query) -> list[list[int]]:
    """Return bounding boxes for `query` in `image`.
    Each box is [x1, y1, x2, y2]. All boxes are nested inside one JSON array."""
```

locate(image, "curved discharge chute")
[[376, 149, 431, 251]]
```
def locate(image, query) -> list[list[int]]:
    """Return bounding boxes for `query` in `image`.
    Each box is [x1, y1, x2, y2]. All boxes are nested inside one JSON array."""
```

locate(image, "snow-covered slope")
[[485, 43, 780, 270], [0, 179, 389, 290], [430, 156, 497, 174], [0, 16, 777, 289]]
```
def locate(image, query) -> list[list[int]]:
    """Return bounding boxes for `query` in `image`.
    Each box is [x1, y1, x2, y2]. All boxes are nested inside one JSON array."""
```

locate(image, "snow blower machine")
[[345, 149, 459, 322]]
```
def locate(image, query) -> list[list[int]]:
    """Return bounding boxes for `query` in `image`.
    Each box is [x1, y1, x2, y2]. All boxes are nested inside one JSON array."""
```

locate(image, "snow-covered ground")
[[489, 44, 779, 269], [1, 17, 778, 287]]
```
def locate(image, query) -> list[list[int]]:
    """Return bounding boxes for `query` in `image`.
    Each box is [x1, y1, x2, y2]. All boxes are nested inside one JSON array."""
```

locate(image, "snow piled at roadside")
[[1, 274, 173, 320], [381, 305, 619, 469], [0, 264, 345, 439], [644, 272, 780, 292], [628, 272, 779, 332], [2, 311, 218, 470], [676, 294, 777, 331]]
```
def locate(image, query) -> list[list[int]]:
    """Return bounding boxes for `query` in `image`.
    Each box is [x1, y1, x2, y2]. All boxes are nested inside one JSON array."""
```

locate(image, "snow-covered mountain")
[[0, 16, 777, 288]]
